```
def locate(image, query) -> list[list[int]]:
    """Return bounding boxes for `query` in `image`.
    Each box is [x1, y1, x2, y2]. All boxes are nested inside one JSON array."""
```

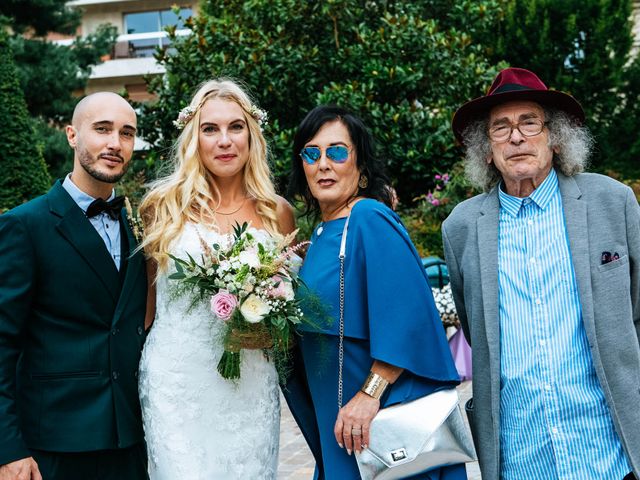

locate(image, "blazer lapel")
[[48, 181, 120, 303], [112, 210, 145, 324], [477, 186, 502, 447], [558, 173, 596, 342]]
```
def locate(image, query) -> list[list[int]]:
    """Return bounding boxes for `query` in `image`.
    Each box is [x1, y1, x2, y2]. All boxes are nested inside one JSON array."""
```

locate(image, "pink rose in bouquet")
[[268, 275, 295, 301], [169, 222, 313, 380], [211, 290, 238, 321]]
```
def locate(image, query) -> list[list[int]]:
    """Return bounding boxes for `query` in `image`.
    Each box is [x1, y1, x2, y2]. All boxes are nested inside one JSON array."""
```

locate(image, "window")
[[124, 8, 192, 34], [123, 7, 192, 57]]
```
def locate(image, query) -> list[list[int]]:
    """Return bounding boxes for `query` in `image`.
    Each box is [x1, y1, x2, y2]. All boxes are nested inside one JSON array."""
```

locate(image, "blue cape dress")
[[284, 199, 465, 480]]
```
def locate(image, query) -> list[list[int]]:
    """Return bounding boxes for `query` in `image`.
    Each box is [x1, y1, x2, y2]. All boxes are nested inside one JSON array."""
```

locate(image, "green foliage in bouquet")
[[168, 222, 308, 380]]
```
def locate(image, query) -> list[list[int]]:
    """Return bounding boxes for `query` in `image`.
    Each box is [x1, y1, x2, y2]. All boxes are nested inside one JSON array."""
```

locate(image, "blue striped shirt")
[[497, 169, 631, 480], [62, 174, 122, 270]]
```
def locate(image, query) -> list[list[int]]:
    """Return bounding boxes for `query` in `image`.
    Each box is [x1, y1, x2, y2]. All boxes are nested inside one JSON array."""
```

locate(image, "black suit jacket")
[[0, 181, 147, 465]]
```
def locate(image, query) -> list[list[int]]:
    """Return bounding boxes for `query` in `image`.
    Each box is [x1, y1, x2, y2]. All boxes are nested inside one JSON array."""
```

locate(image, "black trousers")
[[624, 473, 637, 480], [31, 443, 148, 480]]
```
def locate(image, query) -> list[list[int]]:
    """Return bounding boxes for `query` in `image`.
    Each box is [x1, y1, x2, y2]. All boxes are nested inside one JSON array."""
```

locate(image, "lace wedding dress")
[[139, 223, 280, 479]]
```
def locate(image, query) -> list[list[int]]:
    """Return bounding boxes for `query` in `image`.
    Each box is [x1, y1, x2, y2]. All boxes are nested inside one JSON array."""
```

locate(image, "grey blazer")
[[442, 171, 640, 480]]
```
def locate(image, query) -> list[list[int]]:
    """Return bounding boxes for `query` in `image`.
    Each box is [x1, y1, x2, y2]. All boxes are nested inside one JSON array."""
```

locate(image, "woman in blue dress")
[[285, 105, 466, 479]]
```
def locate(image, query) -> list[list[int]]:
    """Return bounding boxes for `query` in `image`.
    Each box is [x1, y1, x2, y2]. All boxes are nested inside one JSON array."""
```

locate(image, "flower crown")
[[173, 105, 197, 129], [249, 105, 268, 127], [173, 103, 268, 130]]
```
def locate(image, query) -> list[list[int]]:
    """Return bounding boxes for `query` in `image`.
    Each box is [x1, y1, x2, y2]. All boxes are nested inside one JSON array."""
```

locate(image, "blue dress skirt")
[[287, 199, 466, 480]]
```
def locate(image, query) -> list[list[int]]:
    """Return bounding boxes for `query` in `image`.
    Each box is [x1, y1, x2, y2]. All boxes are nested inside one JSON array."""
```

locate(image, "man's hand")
[[0, 457, 42, 480]]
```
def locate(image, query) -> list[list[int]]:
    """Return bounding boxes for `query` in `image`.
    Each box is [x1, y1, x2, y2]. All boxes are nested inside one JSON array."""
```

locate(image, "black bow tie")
[[86, 196, 125, 220]]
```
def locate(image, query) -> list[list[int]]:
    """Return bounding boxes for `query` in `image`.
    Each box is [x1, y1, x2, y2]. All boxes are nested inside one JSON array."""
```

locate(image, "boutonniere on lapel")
[[124, 197, 145, 244]]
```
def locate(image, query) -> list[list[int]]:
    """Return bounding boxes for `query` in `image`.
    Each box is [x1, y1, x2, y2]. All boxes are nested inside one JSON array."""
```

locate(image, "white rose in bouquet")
[[238, 250, 260, 268], [240, 294, 271, 323]]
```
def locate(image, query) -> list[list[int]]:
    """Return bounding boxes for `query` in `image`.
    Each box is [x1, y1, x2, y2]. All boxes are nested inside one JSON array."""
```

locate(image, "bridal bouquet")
[[169, 223, 307, 380]]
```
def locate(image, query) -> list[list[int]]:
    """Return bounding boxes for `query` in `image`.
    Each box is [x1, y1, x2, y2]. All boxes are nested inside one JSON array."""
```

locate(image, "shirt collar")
[[62, 174, 115, 213], [498, 168, 558, 217]]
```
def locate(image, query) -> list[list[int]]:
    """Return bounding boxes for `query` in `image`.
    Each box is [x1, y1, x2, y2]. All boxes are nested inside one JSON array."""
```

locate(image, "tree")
[[1, 1, 117, 180], [0, 30, 51, 211], [482, 0, 640, 176], [12, 24, 118, 124], [139, 0, 506, 201], [0, 0, 79, 35], [32, 118, 75, 180], [607, 56, 640, 177]]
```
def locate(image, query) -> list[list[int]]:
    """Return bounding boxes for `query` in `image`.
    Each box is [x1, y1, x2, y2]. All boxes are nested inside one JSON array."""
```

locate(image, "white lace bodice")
[[139, 223, 280, 479]]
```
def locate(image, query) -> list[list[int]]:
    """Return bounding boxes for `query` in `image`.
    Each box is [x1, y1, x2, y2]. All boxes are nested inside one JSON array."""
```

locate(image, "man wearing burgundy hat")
[[442, 67, 639, 480]]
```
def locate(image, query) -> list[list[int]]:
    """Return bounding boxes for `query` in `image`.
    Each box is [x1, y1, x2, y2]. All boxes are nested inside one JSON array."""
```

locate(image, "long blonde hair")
[[139, 79, 281, 270]]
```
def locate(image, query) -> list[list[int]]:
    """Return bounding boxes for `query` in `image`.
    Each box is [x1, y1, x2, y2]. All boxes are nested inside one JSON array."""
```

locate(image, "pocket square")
[[601, 251, 620, 265]]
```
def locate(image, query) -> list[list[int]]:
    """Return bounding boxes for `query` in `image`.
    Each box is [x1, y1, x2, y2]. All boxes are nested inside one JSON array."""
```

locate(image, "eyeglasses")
[[488, 118, 546, 142], [300, 145, 351, 165]]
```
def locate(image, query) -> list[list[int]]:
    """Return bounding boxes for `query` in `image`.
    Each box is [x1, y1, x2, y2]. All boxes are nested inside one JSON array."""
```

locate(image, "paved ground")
[[277, 380, 481, 479]]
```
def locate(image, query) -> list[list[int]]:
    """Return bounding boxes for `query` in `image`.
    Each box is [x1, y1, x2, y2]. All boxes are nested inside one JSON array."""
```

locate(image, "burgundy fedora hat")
[[452, 67, 585, 142]]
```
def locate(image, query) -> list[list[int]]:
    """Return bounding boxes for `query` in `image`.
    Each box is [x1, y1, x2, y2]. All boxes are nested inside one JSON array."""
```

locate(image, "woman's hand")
[[334, 391, 380, 454], [333, 361, 404, 455]]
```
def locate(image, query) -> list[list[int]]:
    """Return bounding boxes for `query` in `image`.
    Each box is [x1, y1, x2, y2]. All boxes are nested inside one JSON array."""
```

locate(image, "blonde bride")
[[137, 79, 294, 479]]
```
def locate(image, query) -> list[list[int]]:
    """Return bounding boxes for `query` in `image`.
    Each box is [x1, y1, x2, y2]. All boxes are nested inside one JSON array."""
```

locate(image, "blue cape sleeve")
[[349, 199, 460, 383]]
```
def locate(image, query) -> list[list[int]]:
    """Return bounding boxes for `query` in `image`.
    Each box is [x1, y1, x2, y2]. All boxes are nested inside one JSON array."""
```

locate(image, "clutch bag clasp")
[[390, 448, 407, 462]]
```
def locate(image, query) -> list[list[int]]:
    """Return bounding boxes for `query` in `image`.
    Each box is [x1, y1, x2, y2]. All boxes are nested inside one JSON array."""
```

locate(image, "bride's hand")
[[333, 391, 380, 455]]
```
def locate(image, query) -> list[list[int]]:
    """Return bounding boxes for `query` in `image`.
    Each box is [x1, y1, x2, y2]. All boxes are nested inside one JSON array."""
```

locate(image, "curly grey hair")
[[462, 109, 595, 191]]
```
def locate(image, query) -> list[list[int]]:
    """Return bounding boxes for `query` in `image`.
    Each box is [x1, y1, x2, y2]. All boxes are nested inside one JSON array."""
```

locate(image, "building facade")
[[62, 0, 196, 101]]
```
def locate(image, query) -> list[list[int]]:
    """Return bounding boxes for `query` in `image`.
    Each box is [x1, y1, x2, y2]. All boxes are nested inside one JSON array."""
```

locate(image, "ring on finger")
[[351, 427, 362, 436]]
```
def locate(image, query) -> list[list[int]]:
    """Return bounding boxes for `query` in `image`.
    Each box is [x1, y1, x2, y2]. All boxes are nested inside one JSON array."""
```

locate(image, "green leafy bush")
[[479, 0, 640, 178], [0, 30, 51, 211], [139, 0, 505, 201], [401, 162, 477, 257], [32, 118, 73, 180], [11, 24, 118, 125]]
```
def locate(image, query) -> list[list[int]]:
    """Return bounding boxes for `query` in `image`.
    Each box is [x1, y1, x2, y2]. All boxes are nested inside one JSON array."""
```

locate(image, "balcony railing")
[[67, 0, 146, 6], [112, 29, 191, 59]]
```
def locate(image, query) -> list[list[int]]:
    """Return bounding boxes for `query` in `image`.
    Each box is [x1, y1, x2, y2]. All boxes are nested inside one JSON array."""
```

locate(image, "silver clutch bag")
[[355, 389, 477, 480], [337, 216, 476, 480]]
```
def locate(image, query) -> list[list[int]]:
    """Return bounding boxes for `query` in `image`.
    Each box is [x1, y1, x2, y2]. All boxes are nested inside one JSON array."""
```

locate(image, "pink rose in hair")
[[210, 290, 238, 321]]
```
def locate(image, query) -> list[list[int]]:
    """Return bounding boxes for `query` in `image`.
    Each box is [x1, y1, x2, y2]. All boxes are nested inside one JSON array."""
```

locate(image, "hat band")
[[492, 83, 542, 95]]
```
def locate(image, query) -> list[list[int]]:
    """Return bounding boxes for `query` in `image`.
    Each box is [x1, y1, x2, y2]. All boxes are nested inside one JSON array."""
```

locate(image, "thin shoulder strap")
[[337, 214, 350, 408], [339, 215, 350, 259]]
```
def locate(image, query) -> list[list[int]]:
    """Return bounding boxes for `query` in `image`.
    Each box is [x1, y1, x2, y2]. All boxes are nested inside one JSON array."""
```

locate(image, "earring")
[[358, 175, 369, 189]]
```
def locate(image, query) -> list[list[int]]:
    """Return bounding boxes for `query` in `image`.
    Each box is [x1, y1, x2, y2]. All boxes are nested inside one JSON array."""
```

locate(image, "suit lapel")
[[112, 210, 145, 325], [558, 174, 596, 343], [48, 181, 120, 303], [477, 186, 502, 448]]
